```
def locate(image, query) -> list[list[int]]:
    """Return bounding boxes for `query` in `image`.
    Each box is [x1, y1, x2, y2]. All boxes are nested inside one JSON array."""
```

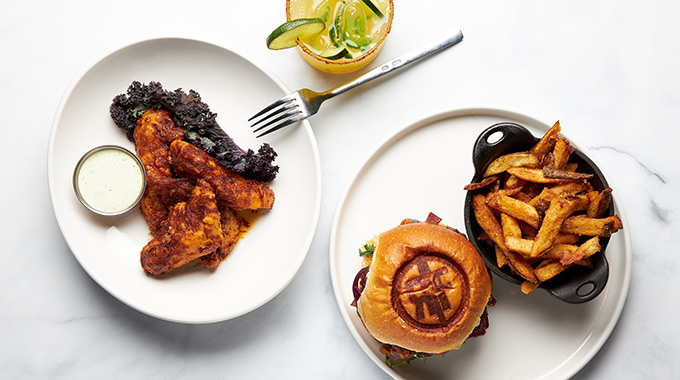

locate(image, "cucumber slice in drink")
[[320, 46, 351, 60], [361, 0, 385, 18], [266, 18, 326, 50]]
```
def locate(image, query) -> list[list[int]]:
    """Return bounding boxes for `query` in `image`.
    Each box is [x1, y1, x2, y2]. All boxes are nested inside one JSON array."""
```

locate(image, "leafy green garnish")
[[385, 353, 427, 368], [358, 243, 375, 257]]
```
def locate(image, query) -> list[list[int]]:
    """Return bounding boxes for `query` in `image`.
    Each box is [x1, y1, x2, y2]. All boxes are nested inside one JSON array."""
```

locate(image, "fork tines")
[[248, 94, 304, 137]]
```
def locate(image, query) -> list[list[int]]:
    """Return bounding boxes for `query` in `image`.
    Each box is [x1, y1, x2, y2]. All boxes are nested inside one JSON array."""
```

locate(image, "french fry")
[[560, 237, 601, 266], [553, 232, 579, 245], [472, 194, 538, 283], [586, 188, 613, 218], [521, 280, 539, 294], [504, 174, 526, 189], [486, 193, 541, 229], [501, 213, 522, 238], [530, 197, 576, 257], [483, 152, 541, 177], [530, 120, 561, 160], [560, 215, 623, 237], [548, 181, 589, 197], [542, 167, 594, 181], [551, 137, 574, 170], [540, 243, 591, 266], [463, 175, 500, 191], [535, 260, 571, 282], [505, 236, 534, 256], [507, 167, 566, 184], [495, 245, 507, 268]]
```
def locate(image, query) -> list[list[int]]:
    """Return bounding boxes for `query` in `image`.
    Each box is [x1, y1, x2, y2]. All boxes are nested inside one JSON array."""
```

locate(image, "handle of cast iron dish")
[[544, 254, 609, 303], [471, 122, 537, 175]]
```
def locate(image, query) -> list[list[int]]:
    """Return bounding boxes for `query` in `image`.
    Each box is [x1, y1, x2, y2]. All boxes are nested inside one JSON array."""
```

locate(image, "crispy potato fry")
[[530, 197, 576, 257], [553, 232, 579, 245], [483, 152, 541, 177], [530, 121, 561, 159], [507, 167, 566, 184], [535, 260, 571, 282], [464, 175, 500, 191], [501, 213, 522, 238], [560, 215, 623, 237], [495, 245, 507, 268], [551, 137, 574, 170], [587, 188, 613, 218], [543, 167, 594, 181], [472, 194, 538, 283], [505, 236, 534, 256], [504, 174, 526, 189], [521, 280, 539, 294], [487, 193, 541, 229], [560, 237, 601, 266], [548, 181, 590, 197]]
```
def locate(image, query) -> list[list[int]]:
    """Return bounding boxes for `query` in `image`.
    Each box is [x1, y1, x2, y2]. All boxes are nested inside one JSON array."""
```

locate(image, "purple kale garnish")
[[110, 81, 279, 183]]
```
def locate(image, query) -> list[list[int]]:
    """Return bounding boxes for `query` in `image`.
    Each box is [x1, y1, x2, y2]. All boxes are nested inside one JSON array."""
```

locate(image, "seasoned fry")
[[553, 232, 580, 245], [495, 245, 507, 268], [560, 215, 623, 237], [542, 167, 594, 181], [540, 243, 592, 266], [504, 174, 526, 189], [560, 237, 601, 266], [487, 193, 541, 229], [550, 137, 574, 170], [472, 194, 537, 282], [483, 152, 540, 177], [531, 197, 576, 257], [521, 280, 539, 294], [530, 121, 561, 159], [501, 213, 522, 238], [463, 175, 499, 191], [505, 236, 534, 256], [548, 181, 590, 197], [587, 188, 613, 218], [535, 260, 571, 282], [507, 167, 566, 184]]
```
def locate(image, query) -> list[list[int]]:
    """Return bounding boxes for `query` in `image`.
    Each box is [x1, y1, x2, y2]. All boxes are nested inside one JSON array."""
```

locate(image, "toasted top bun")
[[356, 222, 492, 354]]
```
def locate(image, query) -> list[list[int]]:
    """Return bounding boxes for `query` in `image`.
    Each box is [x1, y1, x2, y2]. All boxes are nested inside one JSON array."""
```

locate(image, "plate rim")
[[47, 36, 323, 324], [329, 106, 632, 379]]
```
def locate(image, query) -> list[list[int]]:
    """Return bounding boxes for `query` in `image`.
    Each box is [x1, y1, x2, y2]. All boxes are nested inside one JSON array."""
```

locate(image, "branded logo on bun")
[[352, 213, 494, 367]]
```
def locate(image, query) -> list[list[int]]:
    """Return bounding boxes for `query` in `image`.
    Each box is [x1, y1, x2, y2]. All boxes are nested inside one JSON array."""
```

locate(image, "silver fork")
[[249, 30, 464, 137]]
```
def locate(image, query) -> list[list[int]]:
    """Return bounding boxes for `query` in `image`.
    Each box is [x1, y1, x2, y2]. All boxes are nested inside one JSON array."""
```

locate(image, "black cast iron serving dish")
[[463, 122, 613, 303]]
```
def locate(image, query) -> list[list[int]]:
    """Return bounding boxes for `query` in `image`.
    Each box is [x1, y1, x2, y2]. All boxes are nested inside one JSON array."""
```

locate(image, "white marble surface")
[[2, 1, 679, 379]]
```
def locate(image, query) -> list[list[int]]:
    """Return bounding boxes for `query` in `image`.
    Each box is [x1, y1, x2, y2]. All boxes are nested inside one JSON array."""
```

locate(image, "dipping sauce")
[[73, 146, 146, 215]]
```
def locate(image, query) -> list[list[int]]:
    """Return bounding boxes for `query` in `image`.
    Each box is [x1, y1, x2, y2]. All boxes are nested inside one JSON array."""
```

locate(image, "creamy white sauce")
[[76, 147, 145, 214]]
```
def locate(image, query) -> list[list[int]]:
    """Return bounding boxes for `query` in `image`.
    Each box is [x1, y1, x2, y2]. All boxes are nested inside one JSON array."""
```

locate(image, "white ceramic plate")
[[48, 38, 321, 324], [330, 108, 631, 379]]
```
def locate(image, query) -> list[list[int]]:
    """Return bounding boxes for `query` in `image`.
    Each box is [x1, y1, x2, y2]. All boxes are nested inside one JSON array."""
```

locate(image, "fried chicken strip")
[[141, 179, 223, 277], [201, 207, 249, 268], [134, 109, 195, 233], [169, 140, 275, 210]]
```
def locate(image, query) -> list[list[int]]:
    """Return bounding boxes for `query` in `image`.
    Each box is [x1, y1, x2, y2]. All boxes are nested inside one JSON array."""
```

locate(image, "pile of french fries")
[[465, 121, 623, 294]]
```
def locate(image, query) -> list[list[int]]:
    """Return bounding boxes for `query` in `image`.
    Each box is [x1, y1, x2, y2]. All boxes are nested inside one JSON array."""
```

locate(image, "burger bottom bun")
[[357, 222, 491, 354]]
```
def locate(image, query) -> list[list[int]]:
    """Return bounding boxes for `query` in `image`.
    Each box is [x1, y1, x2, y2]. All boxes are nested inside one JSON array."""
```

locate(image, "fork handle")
[[323, 30, 464, 99]]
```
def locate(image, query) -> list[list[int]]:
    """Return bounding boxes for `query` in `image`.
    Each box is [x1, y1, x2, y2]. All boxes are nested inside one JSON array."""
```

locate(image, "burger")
[[352, 213, 494, 367]]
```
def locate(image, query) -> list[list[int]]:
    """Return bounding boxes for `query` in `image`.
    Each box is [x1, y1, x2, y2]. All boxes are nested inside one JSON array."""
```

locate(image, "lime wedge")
[[266, 18, 326, 50]]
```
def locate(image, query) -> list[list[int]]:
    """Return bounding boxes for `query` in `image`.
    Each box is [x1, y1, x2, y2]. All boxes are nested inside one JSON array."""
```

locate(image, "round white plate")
[[48, 38, 322, 324], [330, 108, 631, 379]]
